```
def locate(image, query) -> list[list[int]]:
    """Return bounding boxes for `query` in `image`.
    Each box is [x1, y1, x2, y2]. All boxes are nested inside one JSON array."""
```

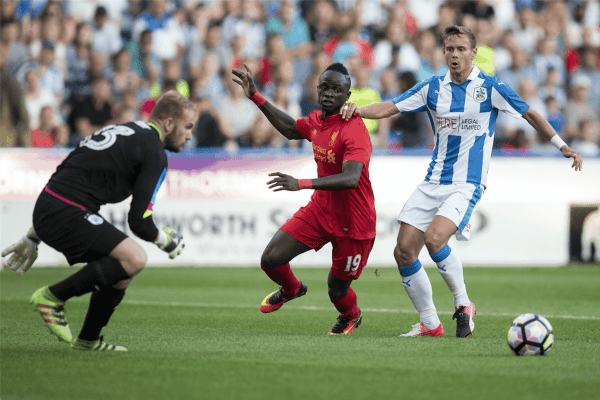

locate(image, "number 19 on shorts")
[[345, 254, 362, 272]]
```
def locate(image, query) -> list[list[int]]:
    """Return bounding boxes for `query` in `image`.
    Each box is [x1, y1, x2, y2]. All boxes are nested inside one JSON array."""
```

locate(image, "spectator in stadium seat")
[[565, 2, 600, 53], [110, 48, 140, 106], [417, 47, 448, 82], [497, 46, 539, 90], [507, 6, 544, 56], [565, 26, 600, 74], [53, 16, 77, 75], [538, 66, 567, 108], [428, 2, 458, 45], [265, 0, 312, 86], [461, 0, 495, 22], [491, 29, 516, 73], [258, 82, 303, 148], [375, 67, 400, 148], [15, 0, 49, 20], [570, 46, 600, 112], [373, 18, 421, 78], [187, 20, 231, 82], [305, 0, 336, 48], [221, 0, 265, 59], [132, 0, 184, 61], [190, 86, 227, 148], [68, 77, 114, 143], [29, 16, 66, 72], [258, 33, 288, 88], [216, 76, 263, 148], [0, 42, 30, 147], [91, 6, 123, 56], [569, 119, 600, 157], [120, 0, 143, 43], [564, 74, 599, 142], [1, 18, 29, 76], [17, 40, 64, 106], [387, 71, 432, 149], [134, 30, 162, 96], [347, 62, 381, 140], [88, 50, 112, 83], [31, 105, 69, 147], [323, 12, 375, 69], [23, 68, 63, 132], [544, 96, 565, 136], [65, 22, 93, 100], [263, 58, 303, 109], [533, 36, 566, 86], [498, 78, 547, 147]]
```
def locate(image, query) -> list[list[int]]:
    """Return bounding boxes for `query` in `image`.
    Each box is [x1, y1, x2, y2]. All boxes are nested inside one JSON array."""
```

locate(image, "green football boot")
[[30, 286, 72, 343], [71, 336, 127, 352]]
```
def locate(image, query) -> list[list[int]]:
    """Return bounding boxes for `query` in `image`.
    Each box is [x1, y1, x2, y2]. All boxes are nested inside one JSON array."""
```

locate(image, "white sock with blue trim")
[[399, 260, 440, 329], [430, 245, 470, 308]]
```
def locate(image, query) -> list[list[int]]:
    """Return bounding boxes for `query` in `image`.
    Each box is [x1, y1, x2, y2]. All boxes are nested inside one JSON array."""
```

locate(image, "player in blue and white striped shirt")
[[341, 25, 582, 338]]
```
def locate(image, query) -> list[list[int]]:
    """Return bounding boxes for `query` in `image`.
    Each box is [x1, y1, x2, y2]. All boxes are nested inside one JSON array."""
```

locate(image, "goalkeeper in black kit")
[[1, 91, 198, 351]]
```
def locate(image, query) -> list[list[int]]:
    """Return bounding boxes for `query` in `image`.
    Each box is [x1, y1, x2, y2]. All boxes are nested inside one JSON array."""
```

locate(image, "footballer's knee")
[[328, 285, 348, 301], [423, 231, 446, 254], [110, 238, 147, 276], [260, 248, 281, 270], [394, 243, 416, 267], [127, 247, 147, 275]]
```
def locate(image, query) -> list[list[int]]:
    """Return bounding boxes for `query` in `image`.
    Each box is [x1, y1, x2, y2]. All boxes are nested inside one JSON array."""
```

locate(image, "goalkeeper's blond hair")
[[150, 91, 196, 122]]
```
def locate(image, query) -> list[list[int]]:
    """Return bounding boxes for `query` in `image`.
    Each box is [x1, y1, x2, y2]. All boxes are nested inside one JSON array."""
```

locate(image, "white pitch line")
[[122, 299, 600, 321], [4, 297, 598, 321]]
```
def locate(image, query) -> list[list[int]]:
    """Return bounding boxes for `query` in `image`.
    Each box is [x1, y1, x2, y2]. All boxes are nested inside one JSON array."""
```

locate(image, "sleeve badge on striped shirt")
[[474, 86, 487, 103]]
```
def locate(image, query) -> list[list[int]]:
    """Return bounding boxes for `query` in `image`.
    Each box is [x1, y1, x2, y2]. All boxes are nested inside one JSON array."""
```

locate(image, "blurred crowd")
[[0, 0, 599, 154]]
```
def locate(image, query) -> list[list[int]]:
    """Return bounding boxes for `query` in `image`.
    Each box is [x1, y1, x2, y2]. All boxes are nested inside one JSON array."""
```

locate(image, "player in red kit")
[[232, 63, 376, 334]]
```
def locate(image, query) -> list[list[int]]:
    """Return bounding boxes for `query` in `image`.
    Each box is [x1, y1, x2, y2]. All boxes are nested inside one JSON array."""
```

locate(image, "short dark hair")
[[150, 90, 196, 121], [323, 62, 351, 88], [325, 62, 349, 75], [442, 25, 476, 49]]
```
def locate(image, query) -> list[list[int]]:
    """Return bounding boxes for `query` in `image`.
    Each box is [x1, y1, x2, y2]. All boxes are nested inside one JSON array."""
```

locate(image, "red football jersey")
[[296, 111, 376, 240]]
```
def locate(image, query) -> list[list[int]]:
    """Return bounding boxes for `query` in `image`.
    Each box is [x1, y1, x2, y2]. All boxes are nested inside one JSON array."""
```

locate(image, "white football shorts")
[[398, 181, 484, 241]]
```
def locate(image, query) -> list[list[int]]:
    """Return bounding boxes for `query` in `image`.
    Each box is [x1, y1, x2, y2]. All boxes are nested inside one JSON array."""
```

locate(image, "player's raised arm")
[[267, 161, 364, 192], [232, 64, 303, 140], [522, 109, 583, 171]]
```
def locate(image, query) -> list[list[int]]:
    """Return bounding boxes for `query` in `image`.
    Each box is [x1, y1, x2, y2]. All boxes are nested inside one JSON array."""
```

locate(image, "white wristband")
[[550, 135, 567, 150]]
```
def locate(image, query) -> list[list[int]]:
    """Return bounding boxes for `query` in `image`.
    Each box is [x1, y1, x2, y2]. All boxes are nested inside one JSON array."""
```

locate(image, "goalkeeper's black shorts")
[[33, 189, 128, 265]]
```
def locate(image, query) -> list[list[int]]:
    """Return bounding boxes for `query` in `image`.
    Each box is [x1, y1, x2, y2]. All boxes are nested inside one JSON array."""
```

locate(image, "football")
[[507, 313, 554, 356]]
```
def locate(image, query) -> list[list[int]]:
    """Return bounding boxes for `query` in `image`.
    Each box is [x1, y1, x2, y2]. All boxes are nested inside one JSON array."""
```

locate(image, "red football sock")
[[332, 287, 359, 319], [261, 263, 301, 295]]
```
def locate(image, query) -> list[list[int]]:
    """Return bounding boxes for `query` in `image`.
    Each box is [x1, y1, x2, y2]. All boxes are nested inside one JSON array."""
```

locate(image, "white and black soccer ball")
[[507, 313, 554, 356]]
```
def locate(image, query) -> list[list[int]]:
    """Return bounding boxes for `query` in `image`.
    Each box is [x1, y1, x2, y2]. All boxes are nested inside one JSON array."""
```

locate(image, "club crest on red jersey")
[[329, 131, 338, 147]]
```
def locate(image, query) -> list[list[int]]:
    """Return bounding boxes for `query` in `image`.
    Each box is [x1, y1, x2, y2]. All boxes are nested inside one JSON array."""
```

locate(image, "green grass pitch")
[[1, 265, 599, 400]]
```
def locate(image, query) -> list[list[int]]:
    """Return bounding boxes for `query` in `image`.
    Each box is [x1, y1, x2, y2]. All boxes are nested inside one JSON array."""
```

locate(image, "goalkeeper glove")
[[1, 230, 40, 275], [154, 227, 185, 259]]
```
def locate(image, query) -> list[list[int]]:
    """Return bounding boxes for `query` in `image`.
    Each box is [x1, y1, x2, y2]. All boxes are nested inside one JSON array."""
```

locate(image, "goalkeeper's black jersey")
[[46, 121, 167, 242]]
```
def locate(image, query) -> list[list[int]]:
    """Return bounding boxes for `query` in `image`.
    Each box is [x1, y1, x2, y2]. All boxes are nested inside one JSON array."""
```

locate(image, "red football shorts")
[[280, 205, 375, 281]]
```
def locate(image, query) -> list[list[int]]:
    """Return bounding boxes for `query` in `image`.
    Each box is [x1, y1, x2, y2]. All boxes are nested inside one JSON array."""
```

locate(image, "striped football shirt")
[[392, 66, 530, 188]]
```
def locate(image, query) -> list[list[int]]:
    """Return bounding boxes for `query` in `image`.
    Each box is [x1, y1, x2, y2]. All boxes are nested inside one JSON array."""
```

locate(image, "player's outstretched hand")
[[267, 172, 300, 192], [154, 227, 185, 259], [560, 145, 583, 171], [232, 64, 257, 98], [340, 102, 359, 120], [1, 236, 39, 275]]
